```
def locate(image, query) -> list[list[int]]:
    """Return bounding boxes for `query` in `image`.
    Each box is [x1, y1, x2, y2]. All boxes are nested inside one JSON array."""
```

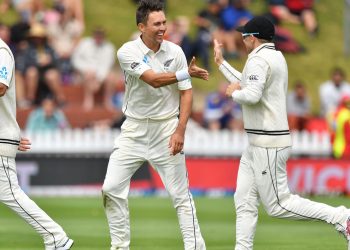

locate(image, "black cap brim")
[[236, 26, 245, 33]]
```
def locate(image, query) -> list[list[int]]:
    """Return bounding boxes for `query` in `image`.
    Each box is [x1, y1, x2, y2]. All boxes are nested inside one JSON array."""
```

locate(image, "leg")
[[44, 69, 65, 104], [103, 71, 118, 110], [0, 156, 68, 250], [301, 9, 318, 36], [151, 154, 206, 250], [149, 119, 206, 250], [102, 119, 147, 250], [254, 147, 348, 227], [102, 153, 142, 250], [25, 66, 39, 103], [81, 71, 100, 110], [234, 148, 260, 250]]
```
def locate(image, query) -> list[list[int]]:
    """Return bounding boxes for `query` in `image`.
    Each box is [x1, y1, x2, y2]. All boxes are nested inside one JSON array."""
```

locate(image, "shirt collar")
[[136, 36, 167, 54], [249, 42, 275, 57]]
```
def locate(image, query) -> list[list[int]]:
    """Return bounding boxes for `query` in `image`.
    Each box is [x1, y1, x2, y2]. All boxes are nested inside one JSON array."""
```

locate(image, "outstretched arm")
[[213, 39, 242, 82], [140, 57, 208, 88]]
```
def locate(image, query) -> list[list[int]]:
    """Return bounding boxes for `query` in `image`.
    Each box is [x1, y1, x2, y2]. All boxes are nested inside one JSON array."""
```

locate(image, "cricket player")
[[0, 37, 73, 249], [213, 16, 350, 250], [101, 1, 208, 249]]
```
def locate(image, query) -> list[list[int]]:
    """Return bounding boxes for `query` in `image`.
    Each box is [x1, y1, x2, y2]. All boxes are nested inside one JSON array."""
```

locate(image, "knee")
[[101, 180, 129, 201], [101, 181, 114, 196], [265, 203, 285, 218], [234, 194, 258, 215], [26, 67, 38, 78], [0, 184, 22, 202], [45, 69, 60, 82]]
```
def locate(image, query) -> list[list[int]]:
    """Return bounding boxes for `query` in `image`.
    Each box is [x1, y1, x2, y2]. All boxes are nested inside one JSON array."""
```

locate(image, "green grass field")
[[0, 196, 349, 249]]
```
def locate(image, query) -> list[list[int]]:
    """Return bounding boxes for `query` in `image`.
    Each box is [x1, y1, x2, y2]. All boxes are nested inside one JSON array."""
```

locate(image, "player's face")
[[139, 11, 167, 51]]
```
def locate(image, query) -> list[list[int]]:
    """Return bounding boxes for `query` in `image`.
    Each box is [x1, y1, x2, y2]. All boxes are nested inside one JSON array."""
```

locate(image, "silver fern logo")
[[164, 58, 174, 69]]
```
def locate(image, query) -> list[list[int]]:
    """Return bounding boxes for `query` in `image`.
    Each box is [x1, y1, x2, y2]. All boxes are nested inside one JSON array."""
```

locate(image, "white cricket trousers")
[[102, 117, 206, 250], [0, 156, 68, 250], [235, 145, 348, 250]]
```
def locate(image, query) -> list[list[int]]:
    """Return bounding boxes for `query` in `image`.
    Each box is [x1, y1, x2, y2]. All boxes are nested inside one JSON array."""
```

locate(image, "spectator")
[[25, 96, 70, 132], [0, 23, 29, 108], [21, 23, 62, 100], [166, 16, 192, 61], [319, 67, 350, 118], [331, 95, 350, 159], [71, 27, 117, 110], [220, 0, 253, 58], [46, 3, 83, 84], [203, 82, 243, 130], [193, 0, 223, 71], [15, 22, 65, 106], [287, 81, 311, 131], [0, 22, 11, 47], [268, 0, 301, 24], [0, 0, 45, 24], [285, 0, 318, 36], [51, 0, 85, 31]]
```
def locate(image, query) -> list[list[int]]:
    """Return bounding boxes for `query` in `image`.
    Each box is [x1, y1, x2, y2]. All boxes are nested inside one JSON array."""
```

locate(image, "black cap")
[[236, 16, 275, 41]]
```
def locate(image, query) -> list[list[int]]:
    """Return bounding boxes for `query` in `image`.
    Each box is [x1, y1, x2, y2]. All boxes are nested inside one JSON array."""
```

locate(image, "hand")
[[188, 57, 209, 81], [18, 137, 31, 152], [168, 130, 184, 156], [226, 83, 241, 97], [213, 39, 224, 65]]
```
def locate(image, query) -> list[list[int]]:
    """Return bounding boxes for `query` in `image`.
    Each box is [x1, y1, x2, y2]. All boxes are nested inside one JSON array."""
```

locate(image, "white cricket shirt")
[[0, 39, 20, 157], [220, 43, 292, 148], [117, 37, 192, 120]]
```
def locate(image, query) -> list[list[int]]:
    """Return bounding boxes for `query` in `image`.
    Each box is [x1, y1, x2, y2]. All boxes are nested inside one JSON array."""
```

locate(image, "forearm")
[[140, 70, 180, 88], [177, 89, 192, 133], [219, 60, 242, 83], [232, 84, 263, 105]]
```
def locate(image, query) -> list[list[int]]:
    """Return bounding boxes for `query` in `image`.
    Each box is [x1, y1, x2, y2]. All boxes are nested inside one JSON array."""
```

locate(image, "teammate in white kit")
[[0, 38, 73, 249], [213, 16, 350, 250], [102, 1, 208, 250]]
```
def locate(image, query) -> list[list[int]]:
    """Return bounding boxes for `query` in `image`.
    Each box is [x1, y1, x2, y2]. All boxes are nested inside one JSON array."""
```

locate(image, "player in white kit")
[[0, 38, 73, 249], [102, 1, 208, 250], [213, 16, 350, 250]]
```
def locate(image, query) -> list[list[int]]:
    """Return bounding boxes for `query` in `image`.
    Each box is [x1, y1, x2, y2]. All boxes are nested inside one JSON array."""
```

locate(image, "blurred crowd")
[[0, 0, 126, 131], [1, 0, 350, 159]]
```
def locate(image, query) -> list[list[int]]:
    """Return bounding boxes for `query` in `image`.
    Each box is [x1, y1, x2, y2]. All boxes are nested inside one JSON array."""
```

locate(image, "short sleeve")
[[0, 48, 14, 87], [117, 45, 151, 79]]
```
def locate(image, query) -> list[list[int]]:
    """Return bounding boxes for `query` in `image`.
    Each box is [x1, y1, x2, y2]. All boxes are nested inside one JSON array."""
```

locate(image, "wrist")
[[175, 69, 191, 82], [216, 58, 224, 66], [176, 123, 186, 133], [219, 60, 229, 70]]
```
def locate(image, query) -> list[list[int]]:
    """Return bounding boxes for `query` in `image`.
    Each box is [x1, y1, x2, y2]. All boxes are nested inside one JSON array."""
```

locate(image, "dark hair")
[[332, 67, 345, 77], [136, 0, 164, 25]]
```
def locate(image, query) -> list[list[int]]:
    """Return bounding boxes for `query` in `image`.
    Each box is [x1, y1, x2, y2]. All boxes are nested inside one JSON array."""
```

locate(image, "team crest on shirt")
[[248, 75, 259, 81], [130, 62, 140, 70], [0, 66, 8, 80], [163, 58, 174, 69]]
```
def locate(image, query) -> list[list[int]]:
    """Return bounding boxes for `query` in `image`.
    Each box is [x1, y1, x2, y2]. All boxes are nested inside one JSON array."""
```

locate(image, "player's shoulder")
[[117, 39, 139, 54], [117, 40, 138, 59], [162, 40, 182, 52], [0, 39, 14, 60]]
